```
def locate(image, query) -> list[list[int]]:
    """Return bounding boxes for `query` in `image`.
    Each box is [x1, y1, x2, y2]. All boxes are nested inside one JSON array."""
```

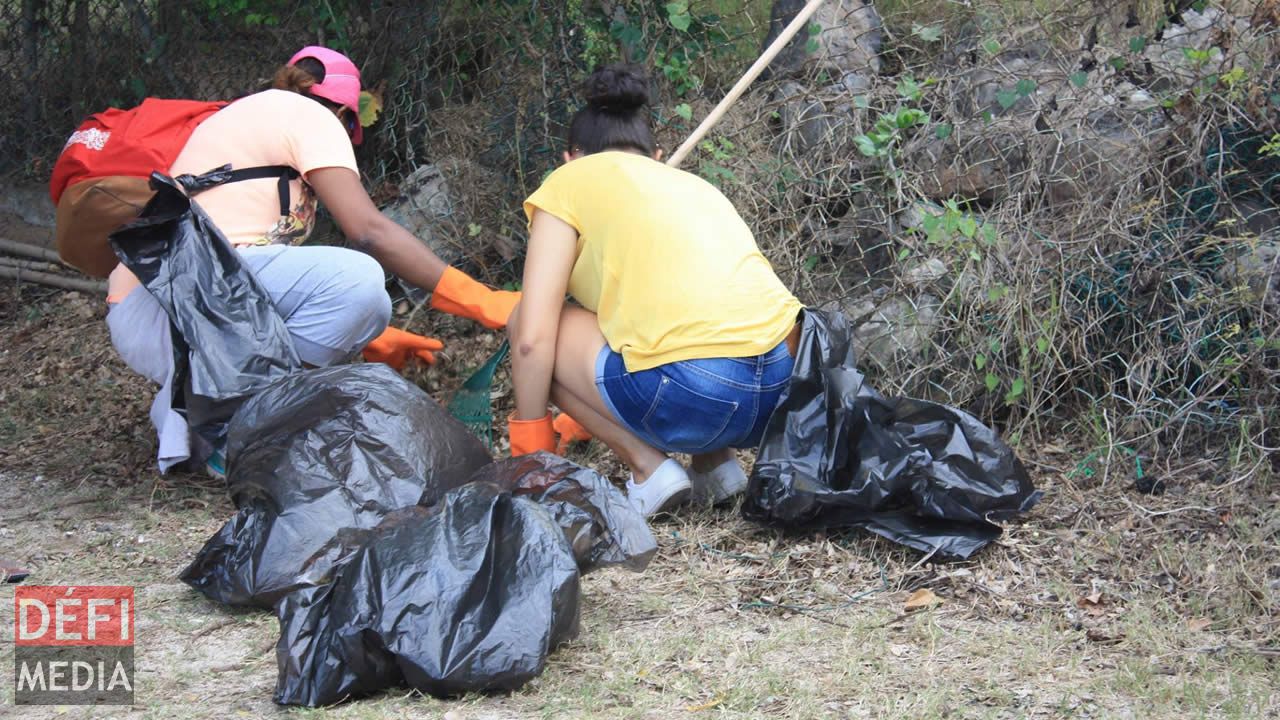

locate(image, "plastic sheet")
[[273, 484, 582, 707], [180, 363, 493, 607], [109, 172, 301, 452], [744, 307, 1041, 558]]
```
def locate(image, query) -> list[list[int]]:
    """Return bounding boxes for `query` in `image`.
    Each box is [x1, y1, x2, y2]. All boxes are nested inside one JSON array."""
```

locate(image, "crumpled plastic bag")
[[109, 172, 302, 453], [269, 453, 653, 706], [180, 363, 493, 607], [470, 452, 657, 571], [273, 483, 582, 707], [744, 307, 1041, 558]]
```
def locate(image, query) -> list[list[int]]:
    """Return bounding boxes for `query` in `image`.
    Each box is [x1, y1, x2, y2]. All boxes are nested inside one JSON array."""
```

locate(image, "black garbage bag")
[[110, 172, 302, 452], [273, 483, 581, 707], [180, 363, 492, 607], [469, 452, 657, 572], [744, 307, 1041, 558]]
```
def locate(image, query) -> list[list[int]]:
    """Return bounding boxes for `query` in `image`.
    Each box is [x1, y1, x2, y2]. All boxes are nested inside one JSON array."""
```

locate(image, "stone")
[[773, 81, 836, 157], [0, 181, 57, 249], [953, 58, 1066, 119], [855, 294, 941, 369], [379, 163, 459, 267], [809, 199, 893, 279], [829, 292, 942, 369], [1042, 106, 1170, 206], [1215, 240, 1280, 308], [903, 117, 1045, 202], [761, 0, 882, 81], [1141, 7, 1253, 93], [902, 258, 949, 288]]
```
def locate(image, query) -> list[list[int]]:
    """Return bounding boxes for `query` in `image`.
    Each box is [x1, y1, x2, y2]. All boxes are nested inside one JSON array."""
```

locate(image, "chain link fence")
[[4, 0, 1280, 468]]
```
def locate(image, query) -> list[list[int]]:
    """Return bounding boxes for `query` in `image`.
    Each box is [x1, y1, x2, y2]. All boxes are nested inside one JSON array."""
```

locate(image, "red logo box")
[[15, 586, 134, 647]]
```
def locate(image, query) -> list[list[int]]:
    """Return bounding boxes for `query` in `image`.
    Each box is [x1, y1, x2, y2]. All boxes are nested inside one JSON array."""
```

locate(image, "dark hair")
[[270, 58, 340, 110], [567, 64, 655, 156]]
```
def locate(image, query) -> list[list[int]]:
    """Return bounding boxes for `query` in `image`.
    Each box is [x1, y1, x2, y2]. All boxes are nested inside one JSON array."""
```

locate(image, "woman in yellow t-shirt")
[[507, 64, 803, 517]]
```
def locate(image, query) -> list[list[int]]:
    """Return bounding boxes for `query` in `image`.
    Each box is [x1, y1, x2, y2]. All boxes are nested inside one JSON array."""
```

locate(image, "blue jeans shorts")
[[594, 341, 795, 454]]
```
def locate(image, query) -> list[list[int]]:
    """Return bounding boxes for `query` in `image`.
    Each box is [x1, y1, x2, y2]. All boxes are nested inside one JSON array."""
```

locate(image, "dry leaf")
[[1086, 627, 1124, 644], [904, 588, 942, 612], [1076, 592, 1108, 616], [1187, 617, 1212, 632]]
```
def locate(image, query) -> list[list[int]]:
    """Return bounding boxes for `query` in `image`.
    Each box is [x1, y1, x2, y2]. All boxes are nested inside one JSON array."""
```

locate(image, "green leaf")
[[805, 38, 820, 54], [358, 89, 383, 128], [897, 247, 912, 261], [1036, 336, 1050, 354], [673, 103, 692, 121], [958, 215, 978, 238], [894, 108, 928, 128], [982, 39, 1002, 56], [1109, 56, 1127, 71], [1014, 78, 1037, 97], [968, 249, 982, 261], [981, 110, 993, 123], [666, 2, 691, 31], [467, 223, 482, 237], [912, 23, 943, 42], [974, 353, 987, 370], [802, 254, 819, 272], [935, 123, 953, 140], [921, 214, 941, 235], [1004, 377, 1026, 403], [897, 76, 923, 102], [1129, 36, 1147, 53], [985, 373, 1000, 392], [853, 95, 870, 109], [854, 135, 881, 157], [807, 20, 822, 36], [1069, 71, 1088, 88], [995, 89, 1019, 110], [979, 223, 997, 246]]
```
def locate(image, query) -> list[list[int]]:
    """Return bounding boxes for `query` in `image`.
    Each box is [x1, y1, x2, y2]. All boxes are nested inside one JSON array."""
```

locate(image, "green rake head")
[[447, 340, 510, 448]]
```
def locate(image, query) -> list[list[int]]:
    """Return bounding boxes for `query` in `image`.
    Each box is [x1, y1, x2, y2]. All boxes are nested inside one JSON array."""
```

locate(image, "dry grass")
[[3, 2, 1280, 716], [1, 283, 1278, 718]]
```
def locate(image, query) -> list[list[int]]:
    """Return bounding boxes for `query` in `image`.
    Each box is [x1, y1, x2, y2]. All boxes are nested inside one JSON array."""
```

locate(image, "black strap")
[[180, 164, 300, 218], [221, 165, 300, 217]]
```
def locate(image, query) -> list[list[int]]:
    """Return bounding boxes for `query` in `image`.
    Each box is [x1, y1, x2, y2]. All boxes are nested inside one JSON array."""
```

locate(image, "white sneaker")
[[625, 459, 692, 517], [688, 458, 748, 506]]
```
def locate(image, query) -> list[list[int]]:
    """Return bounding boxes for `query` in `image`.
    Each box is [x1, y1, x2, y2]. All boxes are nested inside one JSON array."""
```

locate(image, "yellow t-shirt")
[[523, 151, 802, 372], [169, 89, 359, 247]]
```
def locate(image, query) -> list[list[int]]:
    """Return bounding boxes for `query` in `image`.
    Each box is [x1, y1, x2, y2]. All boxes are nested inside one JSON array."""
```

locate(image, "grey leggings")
[[107, 244, 391, 470]]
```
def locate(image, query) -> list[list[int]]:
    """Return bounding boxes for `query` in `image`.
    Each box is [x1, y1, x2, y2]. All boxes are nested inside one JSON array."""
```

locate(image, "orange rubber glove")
[[508, 412, 557, 456], [361, 326, 444, 370], [553, 413, 593, 454], [429, 266, 522, 330]]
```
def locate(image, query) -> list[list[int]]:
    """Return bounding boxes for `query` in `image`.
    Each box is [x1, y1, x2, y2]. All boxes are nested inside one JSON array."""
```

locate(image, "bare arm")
[[306, 166, 447, 292], [511, 209, 578, 420]]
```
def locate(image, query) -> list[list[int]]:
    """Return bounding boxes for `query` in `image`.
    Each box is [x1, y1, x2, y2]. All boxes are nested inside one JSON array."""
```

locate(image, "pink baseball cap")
[[288, 45, 364, 145]]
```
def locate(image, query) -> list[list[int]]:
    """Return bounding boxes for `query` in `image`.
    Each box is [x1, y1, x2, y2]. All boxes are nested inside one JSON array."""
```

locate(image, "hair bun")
[[584, 64, 650, 113]]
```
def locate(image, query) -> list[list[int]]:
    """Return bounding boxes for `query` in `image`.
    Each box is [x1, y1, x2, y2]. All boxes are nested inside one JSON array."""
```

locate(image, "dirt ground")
[[1, 281, 1278, 719]]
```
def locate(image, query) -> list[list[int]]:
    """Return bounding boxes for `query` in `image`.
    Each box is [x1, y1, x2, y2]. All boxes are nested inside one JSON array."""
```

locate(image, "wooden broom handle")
[[666, 0, 828, 168]]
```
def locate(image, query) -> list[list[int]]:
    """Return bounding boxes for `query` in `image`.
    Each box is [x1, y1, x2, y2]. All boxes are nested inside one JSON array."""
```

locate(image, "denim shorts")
[[594, 341, 795, 454]]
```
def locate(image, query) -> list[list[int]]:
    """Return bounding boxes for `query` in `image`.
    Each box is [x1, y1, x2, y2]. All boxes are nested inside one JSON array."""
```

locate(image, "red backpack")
[[49, 99, 299, 278], [49, 98, 226, 277], [49, 98, 226, 205]]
